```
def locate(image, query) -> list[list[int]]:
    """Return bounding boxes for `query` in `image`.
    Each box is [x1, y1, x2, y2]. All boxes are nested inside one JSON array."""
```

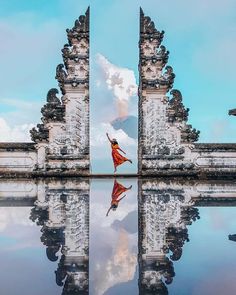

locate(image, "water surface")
[[0, 178, 236, 295]]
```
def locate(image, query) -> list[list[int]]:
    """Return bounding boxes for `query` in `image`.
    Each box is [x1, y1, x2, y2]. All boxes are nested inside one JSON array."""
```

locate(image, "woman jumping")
[[106, 133, 132, 173]]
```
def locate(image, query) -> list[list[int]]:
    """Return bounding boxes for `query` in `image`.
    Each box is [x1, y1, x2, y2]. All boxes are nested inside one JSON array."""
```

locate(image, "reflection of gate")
[[1, 178, 236, 294], [138, 178, 236, 293]]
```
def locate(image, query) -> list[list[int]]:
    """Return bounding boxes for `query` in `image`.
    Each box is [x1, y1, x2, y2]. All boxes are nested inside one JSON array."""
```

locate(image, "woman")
[[106, 179, 132, 216], [106, 133, 132, 173]]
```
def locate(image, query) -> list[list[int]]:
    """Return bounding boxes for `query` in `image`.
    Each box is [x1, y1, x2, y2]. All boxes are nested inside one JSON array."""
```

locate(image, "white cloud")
[[0, 207, 34, 232], [91, 122, 136, 148], [0, 117, 33, 142], [93, 229, 137, 295], [96, 54, 138, 117]]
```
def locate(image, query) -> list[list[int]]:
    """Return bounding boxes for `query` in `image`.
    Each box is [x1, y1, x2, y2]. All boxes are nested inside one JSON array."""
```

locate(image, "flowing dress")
[[111, 179, 130, 206], [111, 143, 128, 168]]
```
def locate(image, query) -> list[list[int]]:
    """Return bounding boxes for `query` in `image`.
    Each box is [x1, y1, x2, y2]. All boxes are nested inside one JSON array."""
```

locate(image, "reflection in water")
[[138, 180, 200, 294], [106, 179, 132, 216], [1, 178, 236, 294], [30, 179, 90, 295]]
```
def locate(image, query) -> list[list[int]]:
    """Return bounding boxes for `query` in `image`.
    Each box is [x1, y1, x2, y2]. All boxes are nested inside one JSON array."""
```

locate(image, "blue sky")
[[0, 0, 236, 172]]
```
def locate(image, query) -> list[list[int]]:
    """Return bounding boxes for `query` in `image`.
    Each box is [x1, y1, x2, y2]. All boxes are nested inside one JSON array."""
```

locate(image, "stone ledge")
[[194, 197, 236, 206], [47, 155, 89, 160], [0, 142, 35, 151], [194, 143, 236, 152], [143, 155, 184, 160], [0, 170, 90, 178]]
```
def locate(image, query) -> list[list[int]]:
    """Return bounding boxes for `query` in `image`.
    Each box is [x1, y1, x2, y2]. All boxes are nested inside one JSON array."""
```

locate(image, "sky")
[[0, 0, 236, 172]]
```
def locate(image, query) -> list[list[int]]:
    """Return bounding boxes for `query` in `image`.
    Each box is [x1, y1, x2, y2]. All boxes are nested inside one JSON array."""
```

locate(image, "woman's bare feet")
[[114, 167, 117, 173]]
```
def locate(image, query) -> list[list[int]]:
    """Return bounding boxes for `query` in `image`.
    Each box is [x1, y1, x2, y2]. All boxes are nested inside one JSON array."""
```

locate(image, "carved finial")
[[139, 10, 174, 92], [140, 8, 164, 42], [229, 108, 236, 116], [30, 123, 49, 143], [41, 88, 65, 123], [66, 7, 89, 45], [46, 88, 60, 103], [56, 9, 89, 93], [181, 125, 200, 143], [167, 89, 189, 123], [30, 88, 65, 143]]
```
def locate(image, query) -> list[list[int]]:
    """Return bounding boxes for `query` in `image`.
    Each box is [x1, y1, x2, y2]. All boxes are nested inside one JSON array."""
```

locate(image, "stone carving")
[[28, 8, 90, 174], [138, 179, 200, 293], [167, 89, 189, 123], [229, 108, 236, 116], [55, 64, 67, 94], [139, 9, 201, 175], [30, 88, 65, 143], [30, 180, 89, 294], [140, 8, 175, 92], [41, 88, 65, 123], [56, 8, 89, 94], [156, 45, 169, 64], [66, 8, 89, 44], [181, 124, 200, 143], [30, 123, 49, 143], [140, 8, 164, 43]]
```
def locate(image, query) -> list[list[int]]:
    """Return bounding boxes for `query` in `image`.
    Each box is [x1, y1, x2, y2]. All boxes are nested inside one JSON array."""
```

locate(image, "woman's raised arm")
[[106, 133, 112, 143]]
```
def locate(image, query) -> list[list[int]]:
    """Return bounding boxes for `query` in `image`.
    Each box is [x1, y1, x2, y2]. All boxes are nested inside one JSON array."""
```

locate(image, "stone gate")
[[0, 8, 90, 176], [138, 8, 236, 177], [0, 7, 236, 177]]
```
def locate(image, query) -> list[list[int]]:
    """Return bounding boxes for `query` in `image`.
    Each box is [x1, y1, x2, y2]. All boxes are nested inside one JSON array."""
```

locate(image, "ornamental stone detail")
[[138, 179, 200, 294], [138, 9, 202, 175], [1, 7, 236, 177], [30, 179, 90, 294], [29, 8, 90, 174]]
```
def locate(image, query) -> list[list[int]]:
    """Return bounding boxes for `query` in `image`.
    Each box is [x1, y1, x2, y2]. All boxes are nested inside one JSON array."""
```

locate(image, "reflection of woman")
[[106, 133, 132, 173], [106, 179, 132, 216]]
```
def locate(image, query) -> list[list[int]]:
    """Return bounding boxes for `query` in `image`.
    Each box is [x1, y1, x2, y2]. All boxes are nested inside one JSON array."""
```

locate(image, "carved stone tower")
[[31, 179, 90, 294], [30, 8, 90, 175], [138, 179, 199, 293], [138, 8, 200, 176]]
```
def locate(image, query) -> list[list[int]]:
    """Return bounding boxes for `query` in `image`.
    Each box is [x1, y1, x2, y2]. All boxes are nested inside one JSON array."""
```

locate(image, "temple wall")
[[190, 144, 236, 172], [0, 143, 37, 175]]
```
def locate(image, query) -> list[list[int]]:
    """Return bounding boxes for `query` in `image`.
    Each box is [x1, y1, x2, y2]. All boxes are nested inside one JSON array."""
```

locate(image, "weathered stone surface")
[[0, 8, 90, 176], [229, 108, 236, 116], [1, 8, 236, 178], [29, 178, 90, 294], [0, 143, 35, 151], [138, 9, 236, 178], [138, 178, 236, 293]]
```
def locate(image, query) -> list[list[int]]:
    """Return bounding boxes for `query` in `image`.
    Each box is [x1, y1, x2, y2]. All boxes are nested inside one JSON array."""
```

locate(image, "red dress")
[[111, 143, 128, 168], [111, 179, 130, 206]]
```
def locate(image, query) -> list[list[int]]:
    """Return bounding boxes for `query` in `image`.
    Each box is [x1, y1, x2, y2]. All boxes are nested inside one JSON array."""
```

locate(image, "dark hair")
[[112, 140, 118, 145]]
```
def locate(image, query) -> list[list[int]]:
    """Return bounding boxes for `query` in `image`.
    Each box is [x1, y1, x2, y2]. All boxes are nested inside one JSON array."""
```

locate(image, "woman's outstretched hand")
[[106, 133, 111, 143]]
